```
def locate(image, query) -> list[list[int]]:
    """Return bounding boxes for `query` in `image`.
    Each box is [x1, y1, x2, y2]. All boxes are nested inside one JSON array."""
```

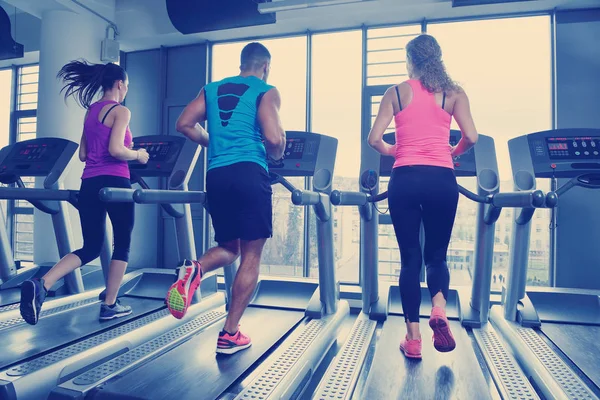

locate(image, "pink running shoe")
[[400, 335, 422, 359], [429, 306, 456, 352], [166, 260, 202, 319], [217, 326, 252, 355]]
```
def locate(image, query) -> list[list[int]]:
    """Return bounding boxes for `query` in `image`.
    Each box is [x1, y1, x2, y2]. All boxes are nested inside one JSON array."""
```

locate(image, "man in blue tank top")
[[167, 42, 286, 355]]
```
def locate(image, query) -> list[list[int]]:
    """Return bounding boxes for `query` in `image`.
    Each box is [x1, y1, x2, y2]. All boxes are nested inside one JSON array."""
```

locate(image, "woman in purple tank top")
[[19, 60, 149, 325], [368, 35, 479, 359]]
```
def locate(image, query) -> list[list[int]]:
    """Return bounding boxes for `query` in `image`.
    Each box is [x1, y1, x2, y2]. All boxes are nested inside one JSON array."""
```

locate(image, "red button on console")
[[551, 163, 556, 169], [296, 163, 300, 168], [454, 162, 460, 167]]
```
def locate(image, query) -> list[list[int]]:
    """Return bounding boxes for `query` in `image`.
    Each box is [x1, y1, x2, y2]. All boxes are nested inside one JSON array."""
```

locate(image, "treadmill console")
[[268, 131, 338, 177], [512, 129, 600, 178], [379, 130, 477, 177], [130, 135, 186, 177], [0, 138, 78, 185]]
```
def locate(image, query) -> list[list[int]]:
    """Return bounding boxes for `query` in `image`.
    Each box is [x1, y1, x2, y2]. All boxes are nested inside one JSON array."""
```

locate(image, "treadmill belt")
[[0, 288, 21, 309], [0, 297, 163, 369], [92, 307, 303, 400], [361, 316, 493, 400], [543, 323, 600, 390]]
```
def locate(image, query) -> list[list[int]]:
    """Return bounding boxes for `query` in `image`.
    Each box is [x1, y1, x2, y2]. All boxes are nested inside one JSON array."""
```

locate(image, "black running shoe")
[[20, 278, 47, 325], [99, 300, 132, 320]]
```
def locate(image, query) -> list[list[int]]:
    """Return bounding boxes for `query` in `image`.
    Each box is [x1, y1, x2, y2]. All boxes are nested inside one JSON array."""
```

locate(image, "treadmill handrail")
[[331, 186, 547, 208], [330, 190, 368, 206], [100, 188, 194, 218], [458, 186, 547, 208], [0, 187, 76, 201], [133, 189, 204, 218], [330, 190, 388, 206], [270, 172, 325, 207], [0, 187, 78, 213], [133, 189, 206, 205], [291, 189, 320, 206], [269, 172, 296, 193], [491, 190, 546, 208], [99, 188, 136, 203], [555, 173, 600, 198]]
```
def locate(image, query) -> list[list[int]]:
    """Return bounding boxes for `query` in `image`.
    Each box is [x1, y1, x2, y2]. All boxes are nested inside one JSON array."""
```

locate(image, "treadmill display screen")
[[283, 138, 305, 160], [14, 143, 53, 161], [134, 141, 172, 161], [546, 137, 600, 159]]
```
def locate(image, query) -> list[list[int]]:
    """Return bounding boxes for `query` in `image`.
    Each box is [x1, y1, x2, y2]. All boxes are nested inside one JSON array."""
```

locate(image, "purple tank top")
[[81, 100, 132, 180]]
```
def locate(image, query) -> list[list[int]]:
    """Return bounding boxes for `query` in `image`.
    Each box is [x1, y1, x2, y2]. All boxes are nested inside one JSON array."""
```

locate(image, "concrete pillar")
[[34, 10, 106, 264]]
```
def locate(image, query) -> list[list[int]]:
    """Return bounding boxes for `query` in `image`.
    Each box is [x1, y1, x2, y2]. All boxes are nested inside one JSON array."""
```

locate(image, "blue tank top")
[[204, 75, 274, 171]]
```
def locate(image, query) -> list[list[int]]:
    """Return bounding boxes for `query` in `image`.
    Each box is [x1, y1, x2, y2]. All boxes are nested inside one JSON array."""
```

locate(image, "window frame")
[[9, 63, 39, 261]]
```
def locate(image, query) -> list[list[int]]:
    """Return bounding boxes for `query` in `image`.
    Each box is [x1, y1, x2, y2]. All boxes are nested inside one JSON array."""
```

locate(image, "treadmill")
[[50, 131, 350, 400], [317, 130, 545, 399], [490, 128, 600, 400], [0, 135, 226, 400], [0, 138, 111, 310]]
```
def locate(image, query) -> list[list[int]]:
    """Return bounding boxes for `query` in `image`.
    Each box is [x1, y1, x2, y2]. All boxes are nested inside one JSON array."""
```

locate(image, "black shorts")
[[206, 161, 273, 244]]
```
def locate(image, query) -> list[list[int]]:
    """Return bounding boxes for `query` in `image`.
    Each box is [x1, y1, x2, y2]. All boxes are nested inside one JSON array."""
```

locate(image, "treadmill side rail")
[[234, 301, 350, 400], [49, 296, 227, 400], [472, 324, 540, 400], [312, 313, 377, 400], [3, 294, 226, 400], [490, 306, 597, 400]]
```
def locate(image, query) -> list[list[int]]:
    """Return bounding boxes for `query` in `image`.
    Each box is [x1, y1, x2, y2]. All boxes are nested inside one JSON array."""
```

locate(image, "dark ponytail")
[[57, 60, 127, 109]]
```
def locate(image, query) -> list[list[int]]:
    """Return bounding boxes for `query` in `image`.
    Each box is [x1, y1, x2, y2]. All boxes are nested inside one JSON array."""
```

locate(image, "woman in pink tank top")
[[19, 60, 150, 325], [368, 34, 478, 359]]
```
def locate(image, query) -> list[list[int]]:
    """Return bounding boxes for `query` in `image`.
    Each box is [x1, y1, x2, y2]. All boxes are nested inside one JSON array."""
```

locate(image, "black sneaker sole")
[[20, 280, 39, 325], [99, 310, 133, 321]]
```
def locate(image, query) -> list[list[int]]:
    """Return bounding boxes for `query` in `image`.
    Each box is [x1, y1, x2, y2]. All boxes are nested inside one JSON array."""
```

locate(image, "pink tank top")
[[81, 101, 132, 180], [393, 79, 453, 170]]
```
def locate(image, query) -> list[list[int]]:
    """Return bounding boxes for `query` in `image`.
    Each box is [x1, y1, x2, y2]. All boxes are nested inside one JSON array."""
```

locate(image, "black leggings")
[[388, 166, 459, 323], [72, 175, 134, 265]]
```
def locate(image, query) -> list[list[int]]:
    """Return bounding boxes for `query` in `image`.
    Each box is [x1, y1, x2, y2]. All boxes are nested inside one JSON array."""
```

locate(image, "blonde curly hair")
[[406, 34, 459, 93]]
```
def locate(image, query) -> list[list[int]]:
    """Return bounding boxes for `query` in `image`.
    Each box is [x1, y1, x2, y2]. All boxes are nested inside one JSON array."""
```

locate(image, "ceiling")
[[114, 0, 600, 51], [0, 0, 24, 15], [1, 0, 600, 54]]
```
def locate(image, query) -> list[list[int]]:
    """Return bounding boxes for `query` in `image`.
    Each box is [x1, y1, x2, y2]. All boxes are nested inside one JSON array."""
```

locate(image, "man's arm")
[[176, 88, 210, 147], [258, 88, 286, 160]]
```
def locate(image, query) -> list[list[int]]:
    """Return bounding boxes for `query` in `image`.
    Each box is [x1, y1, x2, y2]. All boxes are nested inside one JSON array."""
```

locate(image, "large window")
[[211, 37, 308, 276], [309, 30, 362, 282], [0, 69, 11, 148], [13, 65, 39, 261], [0, 69, 12, 225], [428, 16, 552, 287]]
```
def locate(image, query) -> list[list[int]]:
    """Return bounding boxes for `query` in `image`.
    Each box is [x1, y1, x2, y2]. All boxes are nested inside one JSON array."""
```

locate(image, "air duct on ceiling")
[[166, 0, 276, 35], [452, 0, 537, 7], [257, 0, 373, 14], [0, 5, 24, 61]]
